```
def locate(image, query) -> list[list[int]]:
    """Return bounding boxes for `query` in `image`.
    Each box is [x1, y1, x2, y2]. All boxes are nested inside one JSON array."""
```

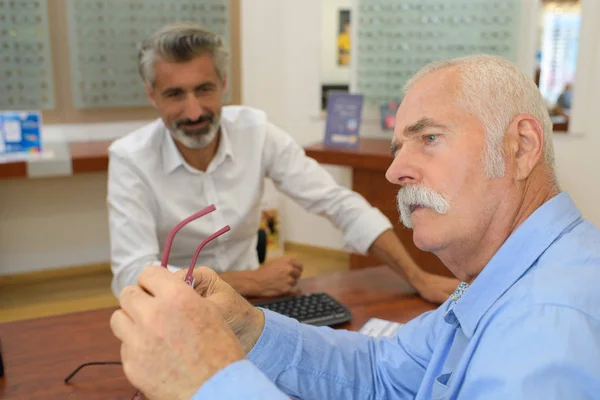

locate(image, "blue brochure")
[[0, 111, 43, 155], [324, 92, 363, 148]]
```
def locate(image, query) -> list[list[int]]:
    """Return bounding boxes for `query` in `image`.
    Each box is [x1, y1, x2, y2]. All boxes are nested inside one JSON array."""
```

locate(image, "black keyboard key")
[[252, 293, 352, 327]]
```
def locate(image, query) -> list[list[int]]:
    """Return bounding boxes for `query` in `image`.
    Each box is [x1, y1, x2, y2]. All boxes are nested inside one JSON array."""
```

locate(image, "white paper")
[[359, 318, 404, 339], [4, 120, 22, 142]]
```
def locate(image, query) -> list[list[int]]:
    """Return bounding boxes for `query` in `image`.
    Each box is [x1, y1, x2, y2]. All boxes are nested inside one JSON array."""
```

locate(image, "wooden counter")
[[0, 141, 112, 179]]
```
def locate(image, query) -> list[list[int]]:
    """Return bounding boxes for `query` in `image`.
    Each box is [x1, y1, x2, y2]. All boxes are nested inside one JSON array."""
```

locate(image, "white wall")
[[552, 0, 600, 227], [1, 0, 599, 275], [241, 0, 348, 251], [320, 0, 353, 84], [0, 122, 152, 275], [0, 174, 111, 274]]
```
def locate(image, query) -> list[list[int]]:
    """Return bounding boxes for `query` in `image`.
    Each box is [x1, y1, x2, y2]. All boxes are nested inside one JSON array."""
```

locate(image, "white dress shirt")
[[108, 106, 392, 296]]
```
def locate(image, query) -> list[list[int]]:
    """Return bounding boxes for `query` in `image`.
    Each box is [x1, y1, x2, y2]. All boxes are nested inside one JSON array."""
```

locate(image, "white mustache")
[[396, 184, 450, 228]]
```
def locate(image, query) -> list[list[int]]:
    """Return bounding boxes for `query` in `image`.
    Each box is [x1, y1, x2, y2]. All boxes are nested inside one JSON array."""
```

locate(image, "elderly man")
[[107, 23, 457, 302], [110, 55, 600, 399]]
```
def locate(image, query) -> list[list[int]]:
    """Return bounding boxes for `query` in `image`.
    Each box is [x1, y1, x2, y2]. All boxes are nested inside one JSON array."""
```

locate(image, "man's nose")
[[385, 147, 422, 186], [182, 94, 203, 121]]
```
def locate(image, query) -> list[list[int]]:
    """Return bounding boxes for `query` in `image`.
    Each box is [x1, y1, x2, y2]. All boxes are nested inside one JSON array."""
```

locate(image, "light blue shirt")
[[193, 192, 600, 399]]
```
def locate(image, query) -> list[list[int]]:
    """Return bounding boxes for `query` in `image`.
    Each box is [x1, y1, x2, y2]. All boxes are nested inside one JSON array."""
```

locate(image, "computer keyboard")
[[252, 292, 352, 326]]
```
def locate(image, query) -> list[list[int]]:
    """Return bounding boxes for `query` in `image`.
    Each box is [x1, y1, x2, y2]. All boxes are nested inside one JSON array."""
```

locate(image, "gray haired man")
[[111, 53, 600, 400], [107, 23, 458, 301]]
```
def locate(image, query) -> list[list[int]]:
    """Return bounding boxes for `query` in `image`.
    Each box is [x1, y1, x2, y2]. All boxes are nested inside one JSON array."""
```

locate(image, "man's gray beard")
[[396, 184, 450, 228], [171, 116, 221, 149]]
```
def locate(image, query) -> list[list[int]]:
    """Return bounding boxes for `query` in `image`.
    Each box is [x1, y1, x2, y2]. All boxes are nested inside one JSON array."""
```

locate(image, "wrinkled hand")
[[176, 266, 266, 353], [412, 272, 461, 304], [254, 256, 303, 297], [110, 266, 245, 400]]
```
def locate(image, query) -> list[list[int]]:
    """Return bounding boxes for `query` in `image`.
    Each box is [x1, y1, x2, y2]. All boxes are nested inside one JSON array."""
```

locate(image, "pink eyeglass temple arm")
[[184, 225, 230, 286], [159, 203, 231, 286], [160, 204, 217, 268], [132, 205, 229, 400]]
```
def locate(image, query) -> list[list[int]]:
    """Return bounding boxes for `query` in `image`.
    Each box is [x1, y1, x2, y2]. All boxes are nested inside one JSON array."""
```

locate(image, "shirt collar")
[[161, 124, 183, 174], [207, 121, 234, 173], [160, 119, 234, 175], [450, 192, 582, 338]]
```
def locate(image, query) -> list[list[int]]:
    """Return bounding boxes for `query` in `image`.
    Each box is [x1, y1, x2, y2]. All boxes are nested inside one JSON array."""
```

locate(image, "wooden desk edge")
[[0, 140, 113, 179], [304, 139, 393, 171]]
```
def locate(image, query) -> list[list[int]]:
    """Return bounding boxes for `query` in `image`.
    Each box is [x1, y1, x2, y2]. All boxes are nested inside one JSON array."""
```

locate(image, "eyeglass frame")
[[63, 204, 230, 399]]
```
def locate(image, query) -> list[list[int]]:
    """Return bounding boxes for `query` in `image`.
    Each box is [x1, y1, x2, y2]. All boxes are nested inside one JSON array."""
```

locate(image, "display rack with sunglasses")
[[0, 0, 55, 110], [66, 0, 231, 108], [355, 0, 521, 106]]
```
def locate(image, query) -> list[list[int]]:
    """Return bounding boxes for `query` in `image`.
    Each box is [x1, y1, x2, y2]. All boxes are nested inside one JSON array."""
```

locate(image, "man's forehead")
[[153, 57, 220, 87], [395, 88, 455, 134], [406, 70, 457, 102], [155, 55, 218, 75], [390, 69, 460, 138]]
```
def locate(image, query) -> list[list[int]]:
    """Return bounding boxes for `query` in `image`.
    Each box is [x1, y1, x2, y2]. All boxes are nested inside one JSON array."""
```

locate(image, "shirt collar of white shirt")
[[160, 119, 234, 175]]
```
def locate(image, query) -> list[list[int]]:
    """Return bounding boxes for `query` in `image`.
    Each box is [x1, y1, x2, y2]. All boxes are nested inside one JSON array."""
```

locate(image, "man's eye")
[[424, 134, 438, 143]]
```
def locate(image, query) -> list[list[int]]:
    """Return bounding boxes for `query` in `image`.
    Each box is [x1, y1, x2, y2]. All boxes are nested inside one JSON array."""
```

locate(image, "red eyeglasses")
[[65, 204, 230, 400], [160, 204, 231, 286]]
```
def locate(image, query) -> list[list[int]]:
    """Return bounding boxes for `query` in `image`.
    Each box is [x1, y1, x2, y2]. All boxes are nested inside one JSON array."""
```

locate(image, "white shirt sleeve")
[[107, 150, 178, 297], [262, 122, 393, 254]]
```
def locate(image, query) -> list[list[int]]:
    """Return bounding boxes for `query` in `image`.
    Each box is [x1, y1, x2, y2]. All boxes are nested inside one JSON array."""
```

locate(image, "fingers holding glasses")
[[138, 265, 189, 298], [118, 284, 155, 322], [189, 266, 222, 295], [110, 308, 134, 343], [111, 285, 152, 353], [113, 272, 245, 399]]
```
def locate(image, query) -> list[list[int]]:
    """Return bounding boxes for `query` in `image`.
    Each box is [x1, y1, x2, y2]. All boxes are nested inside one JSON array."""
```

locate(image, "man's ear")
[[145, 83, 158, 108], [512, 114, 544, 180]]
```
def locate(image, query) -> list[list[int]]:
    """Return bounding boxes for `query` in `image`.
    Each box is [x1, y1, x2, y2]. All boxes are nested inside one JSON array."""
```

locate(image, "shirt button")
[[444, 310, 458, 325]]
